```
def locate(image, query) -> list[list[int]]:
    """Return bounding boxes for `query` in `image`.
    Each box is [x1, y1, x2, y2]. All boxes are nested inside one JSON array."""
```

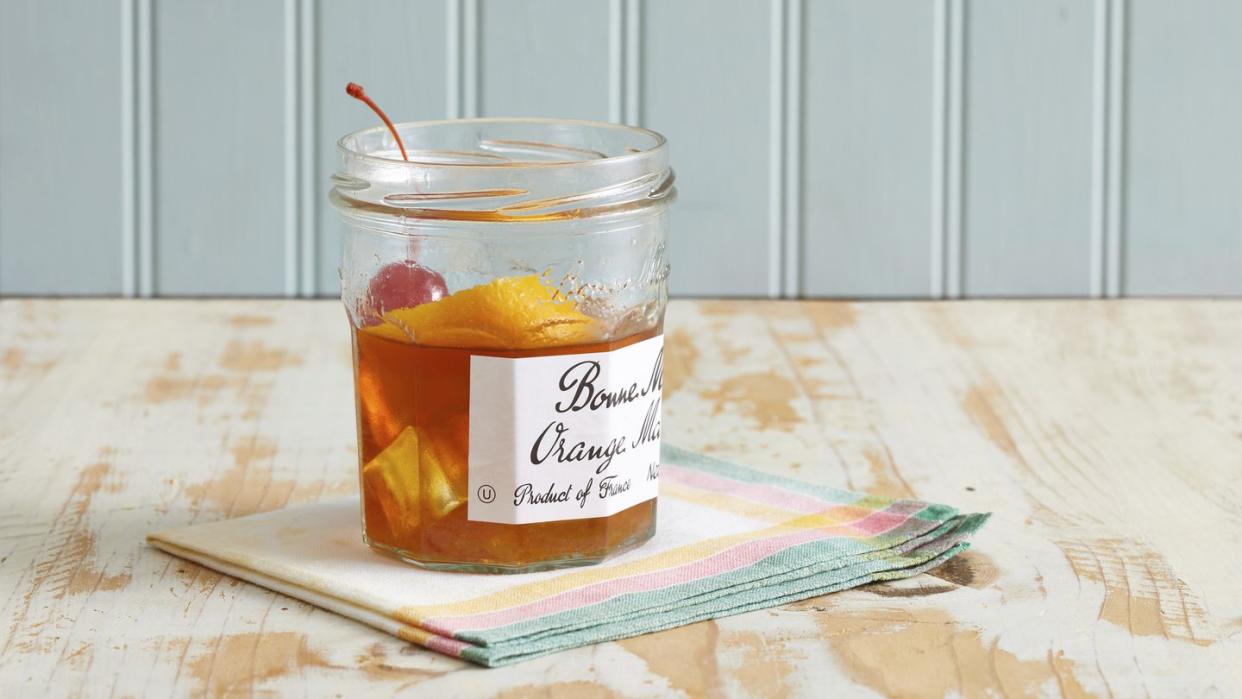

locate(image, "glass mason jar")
[[331, 118, 673, 573]]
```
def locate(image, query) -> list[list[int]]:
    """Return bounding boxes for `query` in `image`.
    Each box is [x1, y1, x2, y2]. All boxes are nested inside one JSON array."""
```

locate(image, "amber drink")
[[333, 118, 673, 573]]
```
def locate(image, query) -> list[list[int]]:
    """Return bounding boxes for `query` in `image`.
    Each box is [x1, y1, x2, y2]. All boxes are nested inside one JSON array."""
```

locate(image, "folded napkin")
[[148, 445, 988, 666]]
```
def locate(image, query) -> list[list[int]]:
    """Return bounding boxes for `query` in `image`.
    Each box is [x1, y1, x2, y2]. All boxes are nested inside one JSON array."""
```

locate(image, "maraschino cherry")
[[347, 83, 449, 320], [365, 260, 448, 316]]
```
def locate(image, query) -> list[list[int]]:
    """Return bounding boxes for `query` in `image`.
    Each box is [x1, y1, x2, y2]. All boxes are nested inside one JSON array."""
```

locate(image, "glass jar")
[[332, 118, 673, 573]]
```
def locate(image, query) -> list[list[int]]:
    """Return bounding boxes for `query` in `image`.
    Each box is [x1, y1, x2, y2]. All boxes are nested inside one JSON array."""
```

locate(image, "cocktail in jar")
[[332, 102, 672, 573]]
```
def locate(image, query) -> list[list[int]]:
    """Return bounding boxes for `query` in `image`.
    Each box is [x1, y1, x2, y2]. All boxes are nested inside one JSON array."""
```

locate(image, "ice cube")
[[361, 425, 421, 541]]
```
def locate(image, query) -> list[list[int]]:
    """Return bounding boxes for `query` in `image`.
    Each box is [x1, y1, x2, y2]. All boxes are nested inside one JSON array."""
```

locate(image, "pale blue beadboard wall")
[[1, 0, 1239, 298]]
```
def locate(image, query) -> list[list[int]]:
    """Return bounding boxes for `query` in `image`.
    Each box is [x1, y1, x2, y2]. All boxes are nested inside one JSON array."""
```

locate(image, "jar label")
[[467, 334, 663, 524]]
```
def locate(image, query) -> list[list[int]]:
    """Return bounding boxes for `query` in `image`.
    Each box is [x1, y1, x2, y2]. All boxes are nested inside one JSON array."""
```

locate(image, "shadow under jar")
[[332, 118, 674, 573]]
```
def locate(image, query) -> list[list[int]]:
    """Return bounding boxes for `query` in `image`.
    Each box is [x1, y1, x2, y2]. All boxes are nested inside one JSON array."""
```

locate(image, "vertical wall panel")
[[0, 1, 123, 294], [316, 0, 449, 295], [154, 0, 287, 295], [6, 1, 1242, 299], [801, 1, 936, 298], [962, 0, 1096, 296], [478, 0, 611, 119], [1125, 0, 1242, 296], [644, 0, 775, 297]]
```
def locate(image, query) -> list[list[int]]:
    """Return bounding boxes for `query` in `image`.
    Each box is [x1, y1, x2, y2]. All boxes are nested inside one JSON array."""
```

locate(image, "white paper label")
[[467, 334, 663, 524]]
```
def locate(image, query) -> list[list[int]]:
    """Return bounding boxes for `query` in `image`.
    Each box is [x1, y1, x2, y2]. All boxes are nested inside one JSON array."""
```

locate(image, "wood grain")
[[1, 298, 1240, 697]]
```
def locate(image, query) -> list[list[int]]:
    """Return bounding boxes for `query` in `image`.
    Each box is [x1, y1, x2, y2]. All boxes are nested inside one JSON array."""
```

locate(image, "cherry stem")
[[346, 82, 408, 161]]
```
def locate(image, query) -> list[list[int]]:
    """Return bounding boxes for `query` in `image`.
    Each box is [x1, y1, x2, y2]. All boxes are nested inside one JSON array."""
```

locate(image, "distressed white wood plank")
[[153, 0, 288, 295], [2, 298, 1241, 695], [315, 0, 449, 296], [1124, 0, 1242, 296], [643, 0, 775, 297], [801, 0, 937, 298], [963, 0, 1097, 296], [477, 0, 611, 120], [0, 1, 124, 294]]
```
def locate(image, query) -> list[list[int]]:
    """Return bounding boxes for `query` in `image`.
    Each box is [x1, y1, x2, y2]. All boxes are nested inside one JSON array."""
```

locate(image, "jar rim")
[[332, 117, 673, 223], [337, 117, 667, 170]]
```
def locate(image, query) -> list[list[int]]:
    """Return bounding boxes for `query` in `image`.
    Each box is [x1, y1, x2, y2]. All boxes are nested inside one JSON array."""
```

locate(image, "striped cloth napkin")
[[148, 445, 988, 667]]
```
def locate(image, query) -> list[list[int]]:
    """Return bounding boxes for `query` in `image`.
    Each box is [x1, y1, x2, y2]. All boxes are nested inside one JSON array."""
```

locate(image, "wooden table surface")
[[2, 298, 1240, 697]]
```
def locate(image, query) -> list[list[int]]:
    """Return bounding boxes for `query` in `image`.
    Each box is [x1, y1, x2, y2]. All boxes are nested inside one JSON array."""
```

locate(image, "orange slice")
[[368, 275, 598, 349]]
